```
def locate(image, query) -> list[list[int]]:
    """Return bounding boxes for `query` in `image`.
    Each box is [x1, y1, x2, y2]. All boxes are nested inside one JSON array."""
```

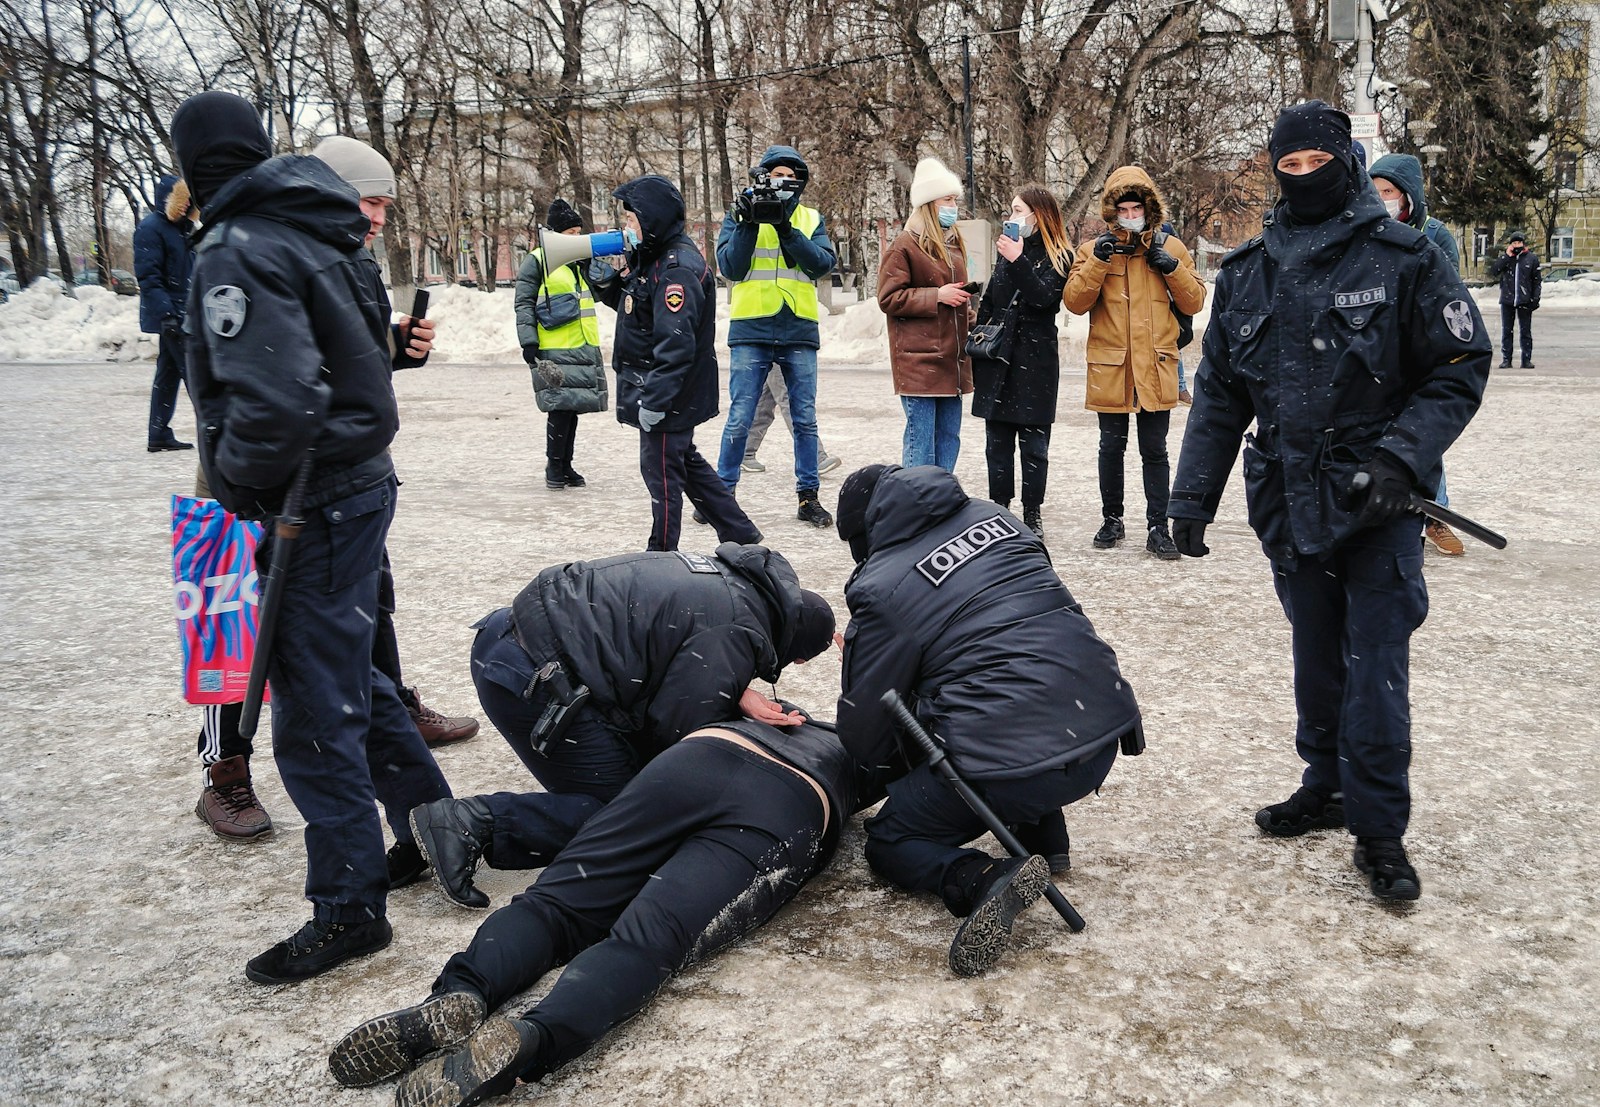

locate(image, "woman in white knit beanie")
[[876, 157, 974, 470]]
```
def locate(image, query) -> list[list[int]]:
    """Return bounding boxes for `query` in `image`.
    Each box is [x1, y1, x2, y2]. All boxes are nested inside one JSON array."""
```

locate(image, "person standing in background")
[[1489, 231, 1540, 369], [135, 174, 196, 452]]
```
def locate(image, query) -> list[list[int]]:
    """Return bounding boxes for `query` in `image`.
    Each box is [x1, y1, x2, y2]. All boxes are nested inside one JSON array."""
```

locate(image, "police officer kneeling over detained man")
[[1169, 101, 1491, 902], [408, 543, 836, 909], [330, 713, 890, 1106], [173, 91, 454, 982], [834, 464, 1143, 975]]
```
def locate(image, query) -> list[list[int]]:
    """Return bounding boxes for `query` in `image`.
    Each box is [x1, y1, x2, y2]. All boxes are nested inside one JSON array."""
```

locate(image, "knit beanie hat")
[[909, 158, 963, 209], [311, 135, 396, 200], [545, 198, 582, 232], [1508, 230, 1526, 244], [1268, 100, 1353, 166]]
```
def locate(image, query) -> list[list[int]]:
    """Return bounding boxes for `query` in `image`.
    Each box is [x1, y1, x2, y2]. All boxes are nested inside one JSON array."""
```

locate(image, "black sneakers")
[[1092, 516, 1125, 549], [245, 916, 393, 984], [1022, 507, 1045, 541], [797, 489, 833, 528], [1354, 836, 1422, 901], [561, 465, 586, 488], [410, 797, 495, 910], [1255, 786, 1344, 837], [330, 991, 489, 1087], [947, 855, 1050, 977], [388, 840, 430, 889], [1147, 524, 1180, 561], [396, 1016, 545, 1107]]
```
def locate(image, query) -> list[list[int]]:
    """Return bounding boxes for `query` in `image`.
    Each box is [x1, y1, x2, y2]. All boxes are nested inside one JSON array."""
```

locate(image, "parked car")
[[1541, 264, 1592, 281]]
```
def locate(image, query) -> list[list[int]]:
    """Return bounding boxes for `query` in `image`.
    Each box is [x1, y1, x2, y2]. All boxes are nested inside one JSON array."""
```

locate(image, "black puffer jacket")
[[970, 234, 1070, 425], [593, 175, 718, 433], [1490, 247, 1541, 309], [1170, 180, 1492, 565], [511, 543, 815, 754], [837, 466, 1142, 780], [184, 154, 397, 517]]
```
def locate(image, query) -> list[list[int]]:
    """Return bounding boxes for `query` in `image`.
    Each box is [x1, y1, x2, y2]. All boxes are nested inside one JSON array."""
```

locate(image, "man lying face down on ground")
[[407, 541, 837, 910], [329, 711, 891, 1105]]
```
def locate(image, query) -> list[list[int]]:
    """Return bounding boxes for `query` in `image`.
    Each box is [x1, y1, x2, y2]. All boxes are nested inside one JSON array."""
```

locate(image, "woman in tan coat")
[[878, 157, 973, 470], [1063, 165, 1206, 559]]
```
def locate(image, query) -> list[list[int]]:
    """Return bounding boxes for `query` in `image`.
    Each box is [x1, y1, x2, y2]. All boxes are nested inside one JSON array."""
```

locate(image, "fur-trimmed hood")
[[1097, 165, 1166, 228], [164, 178, 192, 224]]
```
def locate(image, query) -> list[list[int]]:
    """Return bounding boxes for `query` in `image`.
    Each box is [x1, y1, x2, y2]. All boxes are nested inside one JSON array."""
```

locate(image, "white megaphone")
[[538, 227, 627, 268]]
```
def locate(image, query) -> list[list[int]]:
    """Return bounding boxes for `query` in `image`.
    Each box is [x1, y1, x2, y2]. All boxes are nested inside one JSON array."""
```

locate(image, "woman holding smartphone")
[[970, 186, 1074, 539], [878, 157, 973, 470]]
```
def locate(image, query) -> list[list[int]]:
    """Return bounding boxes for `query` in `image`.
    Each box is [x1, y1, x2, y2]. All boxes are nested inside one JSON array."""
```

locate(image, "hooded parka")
[[837, 466, 1142, 781], [877, 220, 973, 397], [1169, 176, 1493, 565], [510, 543, 816, 756], [1063, 166, 1207, 413], [133, 176, 194, 334], [1368, 153, 1460, 273], [970, 232, 1070, 425]]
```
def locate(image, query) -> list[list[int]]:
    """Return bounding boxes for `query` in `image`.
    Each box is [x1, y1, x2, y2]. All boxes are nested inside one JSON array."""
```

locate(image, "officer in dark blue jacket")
[[834, 464, 1143, 975], [592, 175, 760, 551], [173, 91, 453, 984], [133, 174, 196, 451], [1168, 101, 1492, 903]]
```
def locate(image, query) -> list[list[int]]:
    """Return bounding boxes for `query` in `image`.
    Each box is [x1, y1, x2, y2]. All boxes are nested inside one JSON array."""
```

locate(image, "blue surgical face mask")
[[623, 227, 641, 249], [937, 205, 959, 228]]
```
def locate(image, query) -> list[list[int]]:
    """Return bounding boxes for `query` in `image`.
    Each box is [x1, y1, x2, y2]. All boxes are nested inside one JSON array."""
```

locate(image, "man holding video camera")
[[1489, 231, 1540, 369], [715, 145, 837, 530]]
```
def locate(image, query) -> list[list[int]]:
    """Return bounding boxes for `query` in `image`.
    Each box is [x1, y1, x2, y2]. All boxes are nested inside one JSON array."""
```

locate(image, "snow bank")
[[0, 282, 152, 362]]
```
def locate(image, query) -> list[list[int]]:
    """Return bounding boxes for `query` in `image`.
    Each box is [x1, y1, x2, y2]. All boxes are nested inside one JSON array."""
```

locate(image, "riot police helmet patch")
[[204, 286, 249, 338], [1443, 300, 1474, 343]]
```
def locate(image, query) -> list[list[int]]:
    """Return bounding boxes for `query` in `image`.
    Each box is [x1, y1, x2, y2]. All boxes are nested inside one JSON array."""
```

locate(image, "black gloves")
[[1171, 519, 1209, 557], [521, 345, 541, 367], [161, 316, 183, 339], [1145, 243, 1180, 275], [733, 191, 754, 224], [1348, 452, 1416, 529], [1092, 232, 1118, 262]]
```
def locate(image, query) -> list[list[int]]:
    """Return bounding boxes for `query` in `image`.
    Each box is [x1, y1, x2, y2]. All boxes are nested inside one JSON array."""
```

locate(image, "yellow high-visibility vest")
[[531, 248, 600, 350], [728, 205, 821, 322]]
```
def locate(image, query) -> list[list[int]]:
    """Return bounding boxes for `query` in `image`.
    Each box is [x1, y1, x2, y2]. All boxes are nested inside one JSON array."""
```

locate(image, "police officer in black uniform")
[[408, 543, 837, 908], [834, 464, 1143, 975], [1168, 101, 1492, 902], [329, 714, 891, 1105], [173, 92, 453, 983], [592, 174, 761, 551]]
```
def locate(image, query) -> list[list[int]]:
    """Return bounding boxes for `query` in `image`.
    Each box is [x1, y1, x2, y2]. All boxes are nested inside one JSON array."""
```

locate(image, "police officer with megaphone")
[[515, 199, 613, 490]]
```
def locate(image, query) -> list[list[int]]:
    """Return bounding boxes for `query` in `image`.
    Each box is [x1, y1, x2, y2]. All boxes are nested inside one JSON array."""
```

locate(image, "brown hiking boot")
[[1424, 520, 1465, 556], [196, 755, 273, 840], [400, 686, 480, 748]]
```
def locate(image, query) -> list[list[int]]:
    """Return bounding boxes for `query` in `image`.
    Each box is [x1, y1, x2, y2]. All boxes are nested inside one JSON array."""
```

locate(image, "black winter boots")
[[797, 488, 832, 528], [944, 854, 1051, 976], [330, 991, 490, 1087], [1255, 786, 1344, 837], [410, 797, 496, 909]]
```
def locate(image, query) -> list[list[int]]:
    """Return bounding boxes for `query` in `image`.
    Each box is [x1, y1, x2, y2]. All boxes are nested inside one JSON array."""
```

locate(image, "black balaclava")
[[836, 463, 898, 564], [545, 198, 582, 233], [171, 91, 272, 210], [789, 590, 837, 663], [1269, 100, 1355, 225]]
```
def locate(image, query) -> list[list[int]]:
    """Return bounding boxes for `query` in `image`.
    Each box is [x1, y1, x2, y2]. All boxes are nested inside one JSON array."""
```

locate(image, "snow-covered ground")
[[7, 271, 1600, 368], [1, 309, 1597, 1106]]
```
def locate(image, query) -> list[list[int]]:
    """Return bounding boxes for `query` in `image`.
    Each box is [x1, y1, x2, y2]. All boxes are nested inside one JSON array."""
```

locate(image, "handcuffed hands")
[[739, 687, 805, 726]]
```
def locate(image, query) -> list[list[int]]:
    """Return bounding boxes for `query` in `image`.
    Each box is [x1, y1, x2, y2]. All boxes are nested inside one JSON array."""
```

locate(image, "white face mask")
[[1015, 215, 1035, 237], [1117, 215, 1146, 233], [1383, 198, 1404, 219]]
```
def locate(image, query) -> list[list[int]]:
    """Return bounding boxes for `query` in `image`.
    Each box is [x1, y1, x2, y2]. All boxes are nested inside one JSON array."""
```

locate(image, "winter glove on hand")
[[1092, 232, 1118, 262], [733, 191, 755, 224], [1348, 452, 1416, 529], [160, 316, 183, 339], [637, 406, 666, 433], [1171, 519, 1210, 557], [1145, 243, 1180, 276], [521, 344, 541, 367]]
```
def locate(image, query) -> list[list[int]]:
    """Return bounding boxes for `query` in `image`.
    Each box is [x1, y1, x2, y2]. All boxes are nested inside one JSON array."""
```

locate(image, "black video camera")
[[1112, 240, 1140, 256], [746, 167, 790, 224]]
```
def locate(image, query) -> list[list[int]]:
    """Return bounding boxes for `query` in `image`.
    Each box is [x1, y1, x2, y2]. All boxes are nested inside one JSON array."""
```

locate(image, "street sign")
[[1349, 112, 1382, 141]]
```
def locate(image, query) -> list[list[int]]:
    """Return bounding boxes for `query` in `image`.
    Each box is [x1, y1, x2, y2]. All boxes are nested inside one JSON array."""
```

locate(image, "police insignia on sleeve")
[[1443, 300, 1475, 342], [203, 286, 249, 337], [664, 284, 685, 312]]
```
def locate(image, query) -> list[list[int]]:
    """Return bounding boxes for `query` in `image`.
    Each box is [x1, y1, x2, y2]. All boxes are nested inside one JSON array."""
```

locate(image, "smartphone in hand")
[[1002, 221, 1021, 240], [410, 288, 429, 320], [960, 280, 982, 295]]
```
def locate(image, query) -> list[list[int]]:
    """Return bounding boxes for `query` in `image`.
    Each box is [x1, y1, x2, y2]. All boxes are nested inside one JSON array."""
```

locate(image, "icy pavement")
[[0, 313, 1597, 1105]]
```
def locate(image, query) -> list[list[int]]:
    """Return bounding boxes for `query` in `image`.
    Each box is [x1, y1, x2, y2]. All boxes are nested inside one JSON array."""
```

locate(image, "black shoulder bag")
[[965, 291, 1021, 363]]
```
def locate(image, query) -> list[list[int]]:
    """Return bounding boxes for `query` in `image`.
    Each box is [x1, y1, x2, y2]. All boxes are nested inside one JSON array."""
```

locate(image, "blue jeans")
[[900, 395, 962, 470], [1436, 467, 1449, 507], [717, 344, 820, 491]]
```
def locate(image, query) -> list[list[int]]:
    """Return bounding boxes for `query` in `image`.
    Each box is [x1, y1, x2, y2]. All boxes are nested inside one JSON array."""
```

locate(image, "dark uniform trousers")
[[864, 740, 1118, 915], [1271, 514, 1428, 838], [261, 475, 451, 923], [639, 427, 760, 552], [469, 606, 641, 867], [432, 737, 824, 1082], [148, 330, 188, 444]]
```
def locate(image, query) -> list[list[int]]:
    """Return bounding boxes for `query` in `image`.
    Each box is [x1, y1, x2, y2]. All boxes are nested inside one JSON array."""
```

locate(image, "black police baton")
[[1350, 472, 1508, 549], [238, 456, 315, 740], [879, 690, 1086, 932]]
